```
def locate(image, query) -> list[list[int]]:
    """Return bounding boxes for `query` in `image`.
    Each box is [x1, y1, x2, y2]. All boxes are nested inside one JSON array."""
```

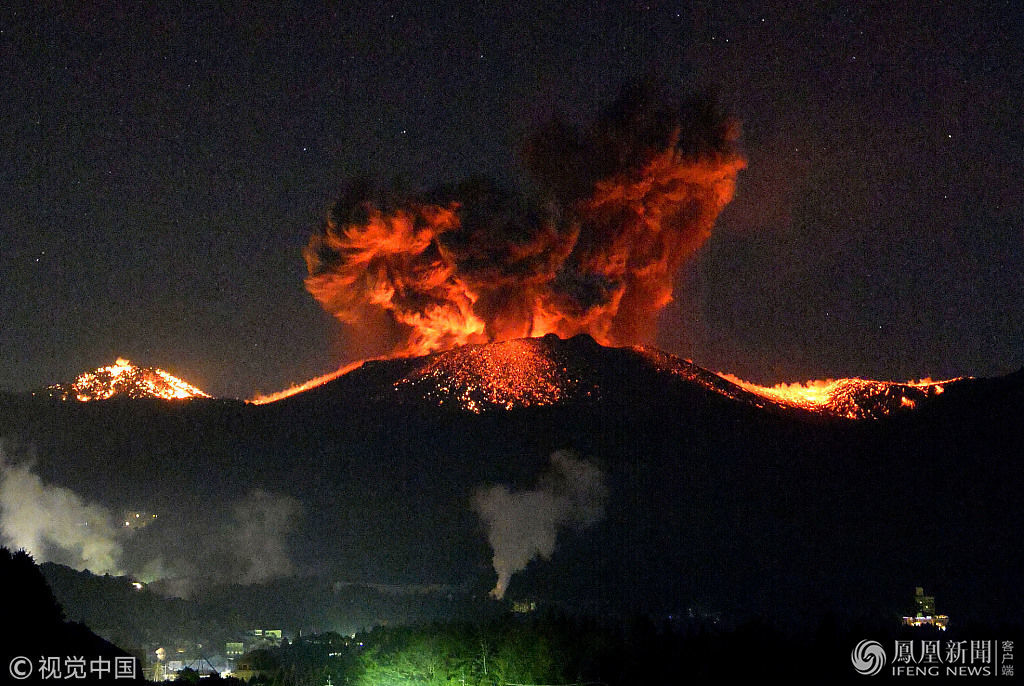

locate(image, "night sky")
[[2, 2, 1021, 399]]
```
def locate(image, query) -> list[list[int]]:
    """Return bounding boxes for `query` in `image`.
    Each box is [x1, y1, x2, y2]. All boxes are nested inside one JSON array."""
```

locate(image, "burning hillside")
[[47, 358, 210, 401], [715, 373, 959, 420], [257, 334, 965, 420], [392, 336, 597, 412]]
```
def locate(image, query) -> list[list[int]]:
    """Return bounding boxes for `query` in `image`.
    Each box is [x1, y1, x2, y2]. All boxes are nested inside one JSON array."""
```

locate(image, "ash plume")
[[0, 449, 124, 575], [305, 80, 744, 357], [472, 450, 607, 600]]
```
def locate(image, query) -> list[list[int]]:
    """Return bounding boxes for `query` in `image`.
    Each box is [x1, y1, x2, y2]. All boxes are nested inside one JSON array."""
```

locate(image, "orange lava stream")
[[248, 359, 367, 405]]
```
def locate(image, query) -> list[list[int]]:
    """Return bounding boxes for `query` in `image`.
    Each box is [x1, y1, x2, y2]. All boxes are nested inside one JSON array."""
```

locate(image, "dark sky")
[[1, 1, 1021, 399]]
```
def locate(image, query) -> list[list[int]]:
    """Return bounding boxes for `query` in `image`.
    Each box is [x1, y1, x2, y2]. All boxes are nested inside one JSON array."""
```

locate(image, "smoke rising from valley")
[[0, 449, 124, 575], [472, 450, 607, 600], [0, 445, 300, 594]]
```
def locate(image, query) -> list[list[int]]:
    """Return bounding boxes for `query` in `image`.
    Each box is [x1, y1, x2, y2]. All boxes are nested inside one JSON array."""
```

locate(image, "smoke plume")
[[0, 450, 124, 575], [223, 488, 300, 584], [0, 445, 300, 592], [305, 80, 745, 357], [472, 450, 607, 600]]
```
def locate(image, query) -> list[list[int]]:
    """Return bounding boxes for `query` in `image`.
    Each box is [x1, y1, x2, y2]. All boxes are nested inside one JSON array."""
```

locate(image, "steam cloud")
[[472, 450, 607, 600], [305, 80, 745, 357], [0, 451, 123, 575], [221, 488, 300, 584], [0, 446, 300, 593]]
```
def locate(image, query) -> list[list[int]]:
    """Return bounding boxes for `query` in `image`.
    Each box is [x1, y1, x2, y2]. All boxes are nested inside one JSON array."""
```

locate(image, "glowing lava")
[[249, 359, 365, 405], [48, 358, 210, 401], [716, 373, 960, 420], [393, 337, 593, 413], [250, 336, 964, 420]]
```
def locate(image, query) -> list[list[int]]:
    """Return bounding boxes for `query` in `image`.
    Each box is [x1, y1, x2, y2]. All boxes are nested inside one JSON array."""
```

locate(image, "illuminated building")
[[511, 599, 537, 614], [901, 587, 949, 630]]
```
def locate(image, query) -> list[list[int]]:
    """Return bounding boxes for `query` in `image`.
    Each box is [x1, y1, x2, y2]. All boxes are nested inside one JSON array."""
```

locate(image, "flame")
[[50, 358, 210, 401], [717, 373, 962, 420], [269, 82, 746, 405], [248, 359, 366, 405], [393, 337, 588, 413]]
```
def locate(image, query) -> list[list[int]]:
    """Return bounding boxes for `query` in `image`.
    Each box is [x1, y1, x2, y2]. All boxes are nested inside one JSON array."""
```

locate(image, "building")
[[901, 587, 949, 630]]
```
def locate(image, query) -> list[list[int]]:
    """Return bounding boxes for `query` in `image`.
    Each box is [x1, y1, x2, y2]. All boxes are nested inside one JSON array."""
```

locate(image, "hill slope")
[[0, 337, 1021, 632]]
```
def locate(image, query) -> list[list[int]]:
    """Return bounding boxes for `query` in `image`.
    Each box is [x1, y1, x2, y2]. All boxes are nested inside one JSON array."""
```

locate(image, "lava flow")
[[249, 360, 365, 405], [392, 337, 592, 413], [716, 373, 961, 420], [48, 358, 210, 401]]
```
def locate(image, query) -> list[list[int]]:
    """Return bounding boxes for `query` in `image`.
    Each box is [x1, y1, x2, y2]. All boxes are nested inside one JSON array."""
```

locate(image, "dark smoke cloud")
[[305, 80, 745, 357], [472, 450, 607, 600]]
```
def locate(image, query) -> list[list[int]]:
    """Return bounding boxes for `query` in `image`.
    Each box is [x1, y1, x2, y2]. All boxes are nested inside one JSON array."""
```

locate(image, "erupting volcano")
[[252, 81, 973, 416], [47, 358, 210, 402], [304, 81, 745, 358]]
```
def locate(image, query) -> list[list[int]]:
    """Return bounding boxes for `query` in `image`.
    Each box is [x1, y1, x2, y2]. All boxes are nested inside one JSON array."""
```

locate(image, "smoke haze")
[[305, 80, 744, 358], [0, 448, 124, 575], [472, 450, 607, 599], [0, 445, 300, 593]]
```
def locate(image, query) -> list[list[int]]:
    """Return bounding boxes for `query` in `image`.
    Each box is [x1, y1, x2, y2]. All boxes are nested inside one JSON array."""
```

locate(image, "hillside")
[[0, 336, 1021, 635]]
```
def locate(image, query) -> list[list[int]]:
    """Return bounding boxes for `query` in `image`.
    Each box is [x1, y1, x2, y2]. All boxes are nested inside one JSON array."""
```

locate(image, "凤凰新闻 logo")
[[852, 640, 887, 676]]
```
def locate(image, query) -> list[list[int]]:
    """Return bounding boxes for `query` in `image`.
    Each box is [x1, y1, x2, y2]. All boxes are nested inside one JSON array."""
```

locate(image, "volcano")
[[0, 335, 1021, 639], [262, 333, 964, 420]]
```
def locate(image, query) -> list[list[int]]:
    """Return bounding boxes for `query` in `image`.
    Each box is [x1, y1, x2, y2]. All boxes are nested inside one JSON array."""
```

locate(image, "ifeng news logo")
[[852, 640, 887, 676], [852, 639, 1015, 678]]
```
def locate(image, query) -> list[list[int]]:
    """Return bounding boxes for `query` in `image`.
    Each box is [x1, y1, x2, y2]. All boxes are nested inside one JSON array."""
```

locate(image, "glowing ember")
[[249, 359, 365, 405], [630, 347, 963, 419], [48, 358, 210, 401], [252, 336, 963, 420], [716, 373, 960, 420], [393, 337, 593, 413]]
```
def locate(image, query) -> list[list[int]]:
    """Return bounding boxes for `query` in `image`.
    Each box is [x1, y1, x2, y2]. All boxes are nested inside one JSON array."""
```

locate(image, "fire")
[[249, 359, 365, 405], [716, 373, 961, 420], [49, 358, 210, 401], [300, 82, 744, 368], [393, 337, 589, 413]]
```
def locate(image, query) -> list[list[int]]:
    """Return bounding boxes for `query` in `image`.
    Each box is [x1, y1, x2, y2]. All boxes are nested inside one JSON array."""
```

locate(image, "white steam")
[[472, 449, 607, 600], [0, 446, 300, 590], [228, 489, 300, 584], [0, 452, 123, 575]]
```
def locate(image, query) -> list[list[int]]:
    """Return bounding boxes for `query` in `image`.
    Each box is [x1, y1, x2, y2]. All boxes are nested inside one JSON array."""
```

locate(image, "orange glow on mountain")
[[393, 337, 589, 413], [49, 358, 210, 401], [248, 359, 366, 405], [248, 335, 962, 420], [717, 373, 960, 420]]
